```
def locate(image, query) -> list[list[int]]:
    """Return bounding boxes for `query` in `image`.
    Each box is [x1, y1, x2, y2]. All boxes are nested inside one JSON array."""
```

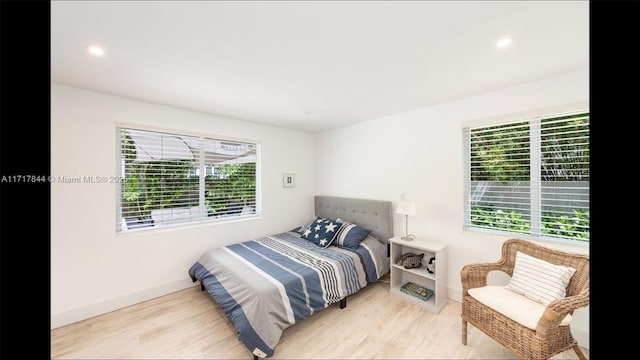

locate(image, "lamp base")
[[401, 215, 415, 241]]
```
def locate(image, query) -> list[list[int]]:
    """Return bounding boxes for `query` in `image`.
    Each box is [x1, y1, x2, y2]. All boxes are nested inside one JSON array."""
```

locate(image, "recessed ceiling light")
[[88, 45, 105, 57], [496, 37, 512, 49]]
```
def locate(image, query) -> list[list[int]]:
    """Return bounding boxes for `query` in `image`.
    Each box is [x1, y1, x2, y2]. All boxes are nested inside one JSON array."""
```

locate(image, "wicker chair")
[[460, 239, 589, 360]]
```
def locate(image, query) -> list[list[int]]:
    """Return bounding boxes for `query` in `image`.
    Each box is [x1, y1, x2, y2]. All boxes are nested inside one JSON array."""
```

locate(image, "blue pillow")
[[290, 217, 318, 235], [301, 216, 343, 248], [290, 226, 305, 235], [334, 218, 372, 249]]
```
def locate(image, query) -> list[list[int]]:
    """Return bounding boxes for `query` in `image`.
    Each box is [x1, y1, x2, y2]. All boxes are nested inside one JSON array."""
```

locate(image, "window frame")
[[462, 109, 589, 246], [116, 125, 261, 233]]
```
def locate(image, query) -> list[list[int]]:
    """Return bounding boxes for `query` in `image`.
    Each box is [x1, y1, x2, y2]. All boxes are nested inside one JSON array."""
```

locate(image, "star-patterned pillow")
[[301, 216, 344, 248]]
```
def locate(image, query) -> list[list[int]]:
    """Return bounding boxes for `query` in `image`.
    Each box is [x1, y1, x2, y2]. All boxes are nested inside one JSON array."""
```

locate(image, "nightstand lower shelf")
[[390, 285, 441, 312]]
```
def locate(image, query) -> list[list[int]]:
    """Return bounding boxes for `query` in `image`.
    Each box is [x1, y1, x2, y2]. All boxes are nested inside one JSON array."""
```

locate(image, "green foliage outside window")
[[120, 131, 256, 221], [121, 159, 197, 219], [541, 208, 589, 241], [122, 162, 255, 220], [204, 163, 256, 215], [470, 205, 530, 233], [470, 206, 589, 241], [468, 113, 589, 241]]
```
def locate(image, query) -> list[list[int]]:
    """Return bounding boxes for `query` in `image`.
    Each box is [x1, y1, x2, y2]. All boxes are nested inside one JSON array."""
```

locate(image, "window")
[[116, 127, 260, 232], [463, 111, 589, 243]]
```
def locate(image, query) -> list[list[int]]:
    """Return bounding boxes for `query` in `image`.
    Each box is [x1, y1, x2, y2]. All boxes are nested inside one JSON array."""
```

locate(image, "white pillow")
[[505, 251, 576, 306]]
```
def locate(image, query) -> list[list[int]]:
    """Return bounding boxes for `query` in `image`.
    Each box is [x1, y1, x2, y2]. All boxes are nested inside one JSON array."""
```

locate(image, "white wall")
[[50, 83, 316, 328], [314, 69, 590, 347]]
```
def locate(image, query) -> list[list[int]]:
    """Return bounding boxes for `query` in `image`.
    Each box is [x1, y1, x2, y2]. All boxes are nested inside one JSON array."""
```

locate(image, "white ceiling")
[[51, 1, 589, 133]]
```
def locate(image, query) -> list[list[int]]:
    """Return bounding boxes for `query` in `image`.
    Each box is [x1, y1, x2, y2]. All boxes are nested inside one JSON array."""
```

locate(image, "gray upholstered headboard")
[[314, 195, 393, 244]]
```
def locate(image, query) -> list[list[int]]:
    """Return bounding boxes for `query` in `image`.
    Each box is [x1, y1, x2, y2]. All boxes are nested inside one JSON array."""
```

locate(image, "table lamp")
[[396, 200, 416, 241]]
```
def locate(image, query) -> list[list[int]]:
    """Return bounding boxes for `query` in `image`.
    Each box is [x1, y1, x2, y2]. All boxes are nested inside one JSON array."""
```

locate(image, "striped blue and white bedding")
[[188, 230, 389, 358]]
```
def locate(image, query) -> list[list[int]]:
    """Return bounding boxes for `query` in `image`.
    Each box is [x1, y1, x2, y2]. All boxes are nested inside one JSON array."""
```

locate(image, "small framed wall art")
[[283, 173, 295, 188]]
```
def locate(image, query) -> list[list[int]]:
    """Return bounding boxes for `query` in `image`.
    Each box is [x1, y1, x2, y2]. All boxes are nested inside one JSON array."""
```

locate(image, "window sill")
[[117, 213, 262, 236], [462, 227, 589, 255]]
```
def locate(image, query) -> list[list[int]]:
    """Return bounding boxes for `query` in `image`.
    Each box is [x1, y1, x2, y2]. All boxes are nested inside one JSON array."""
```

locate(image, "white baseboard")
[[51, 278, 198, 329], [446, 285, 589, 350]]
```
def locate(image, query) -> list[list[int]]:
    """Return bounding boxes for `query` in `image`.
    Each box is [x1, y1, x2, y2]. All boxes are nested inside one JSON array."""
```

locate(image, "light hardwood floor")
[[51, 281, 589, 359]]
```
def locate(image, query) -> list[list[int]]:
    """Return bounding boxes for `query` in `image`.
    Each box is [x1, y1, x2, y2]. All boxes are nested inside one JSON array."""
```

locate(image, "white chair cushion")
[[468, 285, 572, 330]]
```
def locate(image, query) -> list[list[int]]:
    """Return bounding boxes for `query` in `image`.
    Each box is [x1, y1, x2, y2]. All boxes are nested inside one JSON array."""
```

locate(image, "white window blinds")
[[117, 127, 260, 232], [463, 111, 589, 243]]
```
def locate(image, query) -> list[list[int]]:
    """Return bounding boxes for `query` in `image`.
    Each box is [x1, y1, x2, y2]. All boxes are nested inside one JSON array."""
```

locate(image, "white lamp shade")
[[396, 200, 416, 216]]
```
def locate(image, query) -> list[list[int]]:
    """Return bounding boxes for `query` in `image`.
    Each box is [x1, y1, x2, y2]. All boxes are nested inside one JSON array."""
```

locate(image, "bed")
[[188, 195, 393, 358]]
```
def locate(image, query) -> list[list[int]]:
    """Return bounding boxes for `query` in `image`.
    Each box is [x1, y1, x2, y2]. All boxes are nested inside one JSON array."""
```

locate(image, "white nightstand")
[[389, 236, 447, 313]]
